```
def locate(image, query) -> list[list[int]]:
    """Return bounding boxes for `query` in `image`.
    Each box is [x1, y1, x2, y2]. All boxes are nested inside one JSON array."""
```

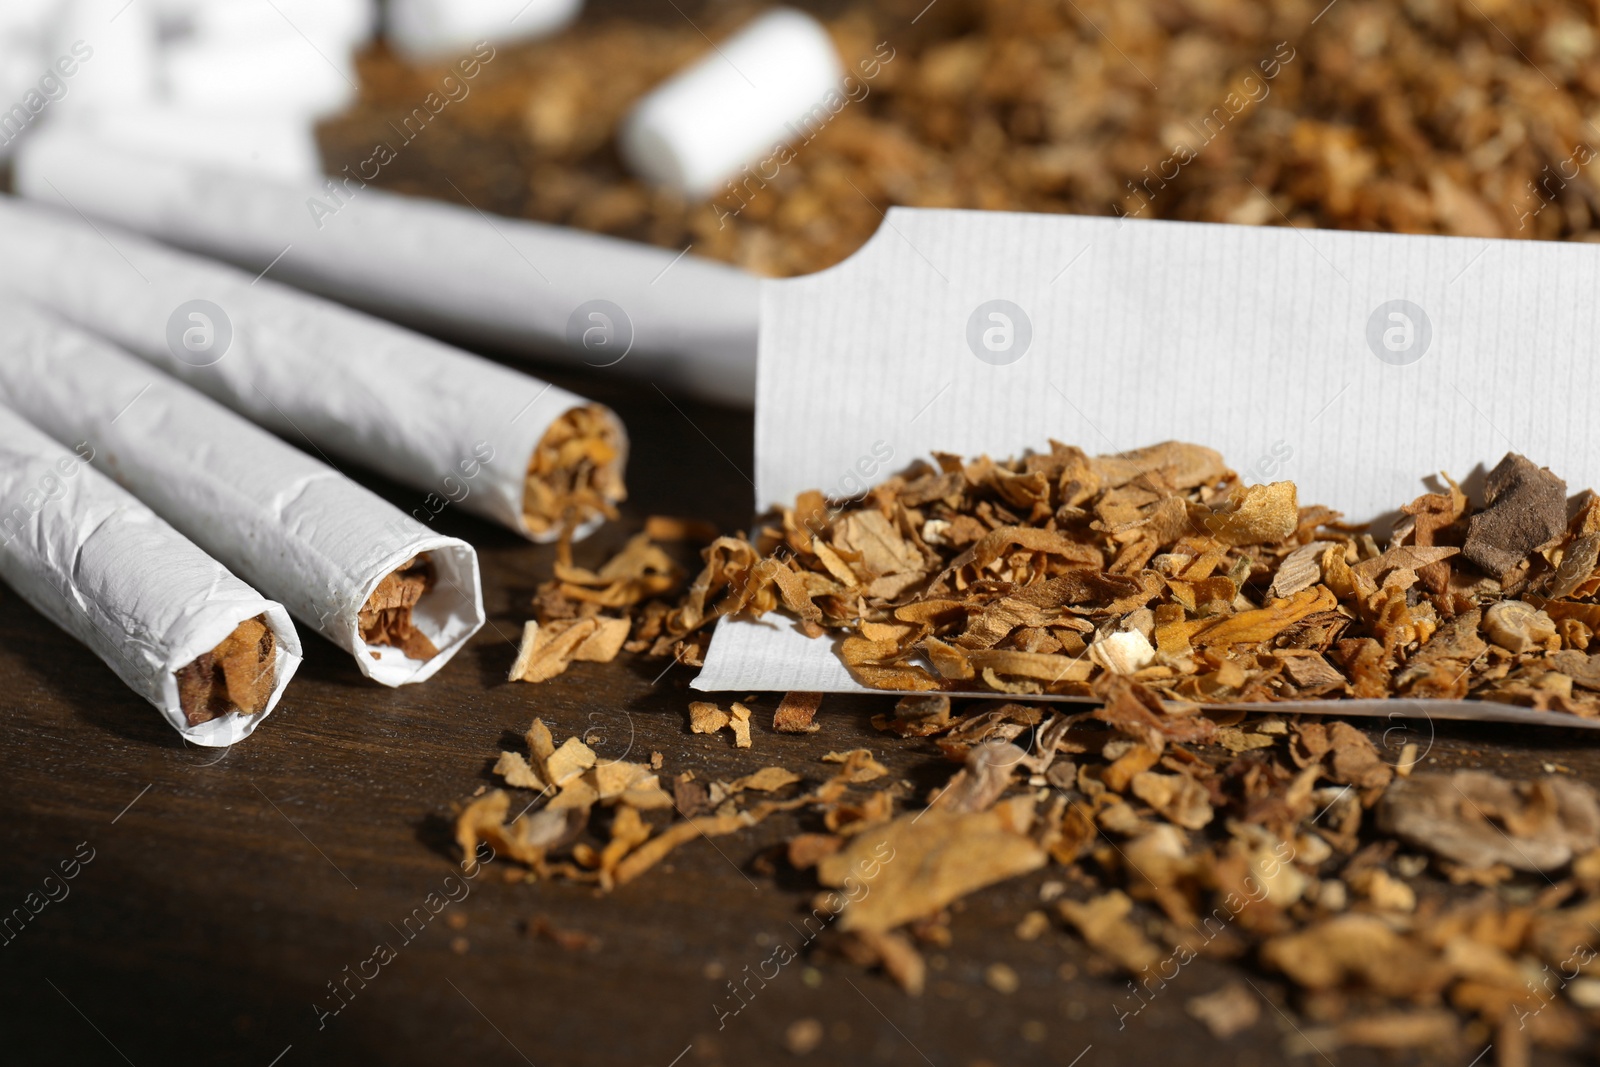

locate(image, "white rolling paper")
[[693, 206, 1600, 730], [11, 130, 760, 406], [0, 403, 301, 745], [0, 300, 485, 686], [0, 194, 627, 543]]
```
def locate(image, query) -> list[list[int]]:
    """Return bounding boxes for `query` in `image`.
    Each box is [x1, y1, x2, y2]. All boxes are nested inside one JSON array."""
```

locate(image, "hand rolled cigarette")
[[619, 8, 844, 198], [11, 129, 760, 406], [0, 300, 485, 686], [0, 195, 627, 542], [0, 403, 301, 745]]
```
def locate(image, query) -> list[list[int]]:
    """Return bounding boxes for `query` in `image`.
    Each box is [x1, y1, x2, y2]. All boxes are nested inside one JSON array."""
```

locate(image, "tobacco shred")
[[359, 554, 440, 660], [522, 404, 628, 539], [175, 614, 277, 726]]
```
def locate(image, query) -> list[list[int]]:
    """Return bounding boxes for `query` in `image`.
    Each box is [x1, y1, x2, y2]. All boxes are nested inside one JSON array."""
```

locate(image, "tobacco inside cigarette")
[[175, 614, 279, 727], [358, 554, 442, 661], [523, 404, 627, 539]]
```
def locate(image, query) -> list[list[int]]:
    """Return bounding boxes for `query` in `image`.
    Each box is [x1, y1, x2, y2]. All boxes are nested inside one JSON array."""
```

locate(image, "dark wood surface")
[[2, 365, 1599, 1067]]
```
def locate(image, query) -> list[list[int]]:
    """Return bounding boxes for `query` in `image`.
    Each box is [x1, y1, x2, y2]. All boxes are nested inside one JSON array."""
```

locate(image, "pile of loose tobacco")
[[459, 441, 1600, 1061], [520, 440, 1600, 717]]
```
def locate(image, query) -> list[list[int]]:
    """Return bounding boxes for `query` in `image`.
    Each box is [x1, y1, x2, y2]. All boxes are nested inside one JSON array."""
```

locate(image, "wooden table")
[[3, 368, 1597, 1067]]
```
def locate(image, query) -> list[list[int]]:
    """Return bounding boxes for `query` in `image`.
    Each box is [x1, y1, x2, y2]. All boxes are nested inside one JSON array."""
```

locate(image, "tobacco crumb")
[[175, 614, 276, 726], [359, 555, 439, 660], [784, 1018, 824, 1056], [1187, 983, 1260, 1039], [983, 962, 1020, 994]]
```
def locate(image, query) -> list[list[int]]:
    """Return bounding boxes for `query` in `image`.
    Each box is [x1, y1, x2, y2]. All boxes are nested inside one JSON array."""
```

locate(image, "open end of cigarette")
[[175, 614, 278, 727], [522, 404, 627, 539], [358, 554, 442, 662]]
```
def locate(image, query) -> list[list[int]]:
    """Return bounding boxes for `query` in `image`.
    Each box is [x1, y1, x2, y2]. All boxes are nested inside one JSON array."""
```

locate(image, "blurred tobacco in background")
[[324, 0, 1600, 277]]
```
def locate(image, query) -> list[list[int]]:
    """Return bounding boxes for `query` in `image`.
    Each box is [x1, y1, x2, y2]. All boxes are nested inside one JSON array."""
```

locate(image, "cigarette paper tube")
[[619, 8, 844, 198], [386, 0, 580, 62], [0, 300, 485, 686], [11, 129, 760, 406], [0, 403, 301, 745], [0, 194, 627, 542]]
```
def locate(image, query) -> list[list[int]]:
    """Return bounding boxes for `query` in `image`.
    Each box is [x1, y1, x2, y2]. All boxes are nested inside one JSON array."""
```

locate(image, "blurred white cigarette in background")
[[386, 0, 581, 62], [0, 300, 486, 687], [183, 0, 377, 54], [48, 0, 158, 114], [0, 403, 301, 746], [13, 130, 762, 406], [0, 195, 628, 544], [50, 106, 323, 181], [619, 8, 843, 198], [163, 35, 358, 116]]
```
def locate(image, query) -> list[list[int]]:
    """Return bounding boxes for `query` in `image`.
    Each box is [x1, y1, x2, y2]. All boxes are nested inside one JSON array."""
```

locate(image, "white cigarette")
[[619, 8, 844, 198], [162, 36, 357, 117], [47, 0, 159, 114], [386, 0, 580, 62], [10, 129, 760, 406], [0, 299, 485, 686], [0, 402, 301, 745], [0, 194, 628, 543], [50, 107, 323, 181], [180, 0, 376, 53]]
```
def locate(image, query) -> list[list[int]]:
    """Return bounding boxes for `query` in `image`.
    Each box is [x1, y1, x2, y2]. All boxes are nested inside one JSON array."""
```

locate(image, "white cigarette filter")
[[0, 300, 485, 686], [181, 0, 376, 54], [386, 0, 580, 62], [0, 403, 301, 746], [619, 8, 845, 198], [11, 129, 760, 405], [0, 195, 628, 543], [47, 0, 159, 114]]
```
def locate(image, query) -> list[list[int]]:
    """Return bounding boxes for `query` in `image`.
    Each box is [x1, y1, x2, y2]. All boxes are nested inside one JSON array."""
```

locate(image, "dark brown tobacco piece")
[[175, 614, 277, 726]]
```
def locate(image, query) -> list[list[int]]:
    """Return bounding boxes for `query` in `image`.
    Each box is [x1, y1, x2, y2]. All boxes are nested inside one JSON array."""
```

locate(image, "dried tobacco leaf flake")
[[1130, 770, 1214, 829], [773, 691, 824, 734], [545, 736, 597, 787], [508, 618, 598, 683], [1186, 982, 1260, 1039], [494, 750, 545, 790], [730, 766, 801, 793], [729, 702, 753, 748], [688, 701, 730, 734], [1205, 481, 1298, 546], [1462, 453, 1568, 580], [822, 749, 888, 783], [1378, 771, 1600, 872], [928, 741, 1024, 813], [816, 802, 1046, 933], [1056, 890, 1163, 974]]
